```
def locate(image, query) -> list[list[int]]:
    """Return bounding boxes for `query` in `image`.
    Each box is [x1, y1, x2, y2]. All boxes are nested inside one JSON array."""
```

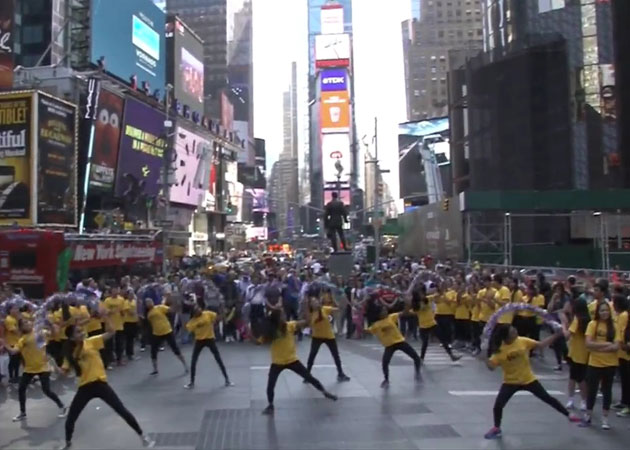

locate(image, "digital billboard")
[[398, 118, 450, 200], [315, 34, 351, 68], [89, 90, 124, 190], [246, 188, 268, 213], [170, 126, 210, 206], [114, 98, 166, 198], [0, 0, 14, 90], [320, 69, 347, 92], [37, 94, 78, 226], [91, 0, 166, 91], [320, 91, 350, 133], [324, 188, 350, 205], [322, 133, 351, 183], [166, 17, 204, 115], [0, 93, 33, 224], [321, 4, 344, 35]]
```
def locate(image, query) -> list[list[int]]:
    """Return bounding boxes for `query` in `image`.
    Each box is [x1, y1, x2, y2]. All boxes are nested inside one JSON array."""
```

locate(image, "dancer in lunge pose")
[[145, 299, 188, 375], [484, 324, 580, 439], [367, 300, 422, 388], [304, 285, 350, 382], [261, 307, 337, 415], [4, 319, 67, 422], [564, 297, 590, 412], [61, 313, 155, 449], [184, 303, 233, 389]]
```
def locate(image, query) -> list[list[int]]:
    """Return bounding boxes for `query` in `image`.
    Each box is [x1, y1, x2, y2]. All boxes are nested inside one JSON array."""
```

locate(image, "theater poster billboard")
[[0, 92, 34, 225], [37, 93, 78, 226], [89, 90, 125, 190]]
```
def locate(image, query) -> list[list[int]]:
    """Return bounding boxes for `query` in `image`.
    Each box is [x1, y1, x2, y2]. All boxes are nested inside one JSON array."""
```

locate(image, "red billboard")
[[90, 90, 124, 190]]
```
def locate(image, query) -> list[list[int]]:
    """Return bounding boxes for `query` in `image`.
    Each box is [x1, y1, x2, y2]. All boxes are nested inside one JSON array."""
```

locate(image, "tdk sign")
[[321, 69, 348, 92]]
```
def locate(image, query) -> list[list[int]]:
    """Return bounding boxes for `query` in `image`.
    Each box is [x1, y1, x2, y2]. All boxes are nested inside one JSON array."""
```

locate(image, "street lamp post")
[[162, 84, 174, 275]]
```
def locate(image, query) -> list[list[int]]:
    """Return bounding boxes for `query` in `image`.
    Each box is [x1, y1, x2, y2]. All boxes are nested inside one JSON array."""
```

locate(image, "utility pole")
[[373, 117, 380, 271], [162, 84, 174, 275]]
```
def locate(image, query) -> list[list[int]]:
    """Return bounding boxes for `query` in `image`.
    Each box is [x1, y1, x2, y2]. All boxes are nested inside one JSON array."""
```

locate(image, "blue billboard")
[[320, 69, 347, 92], [91, 0, 166, 92]]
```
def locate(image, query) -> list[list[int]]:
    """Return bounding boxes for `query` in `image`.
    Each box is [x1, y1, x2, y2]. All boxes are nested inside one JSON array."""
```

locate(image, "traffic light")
[[442, 198, 449, 211], [226, 202, 234, 215]]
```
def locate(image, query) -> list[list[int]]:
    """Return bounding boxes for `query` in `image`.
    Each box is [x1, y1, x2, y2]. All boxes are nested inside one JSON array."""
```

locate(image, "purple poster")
[[114, 98, 166, 197], [320, 69, 347, 92]]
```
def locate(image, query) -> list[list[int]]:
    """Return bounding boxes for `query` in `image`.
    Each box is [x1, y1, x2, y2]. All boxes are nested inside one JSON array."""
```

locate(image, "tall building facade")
[[403, 0, 484, 120]]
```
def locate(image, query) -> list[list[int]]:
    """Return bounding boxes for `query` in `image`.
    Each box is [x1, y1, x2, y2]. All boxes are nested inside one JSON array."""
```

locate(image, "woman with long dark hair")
[[411, 284, 461, 363], [580, 301, 620, 429], [144, 298, 188, 376], [5, 319, 66, 422], [548, 282, 570, 371], [612, 294, 630, 417], [304, 285, 350, 382], [484, 324, 580, 439], [564, 297, 590, 411], [514, 284, 544, 341], [261, 307, 337, 415], [61, 312, 154, 449]]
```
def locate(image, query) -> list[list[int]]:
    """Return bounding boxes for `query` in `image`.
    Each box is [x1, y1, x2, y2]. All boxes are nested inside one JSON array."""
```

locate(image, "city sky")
[[253, 0, 411, 201]]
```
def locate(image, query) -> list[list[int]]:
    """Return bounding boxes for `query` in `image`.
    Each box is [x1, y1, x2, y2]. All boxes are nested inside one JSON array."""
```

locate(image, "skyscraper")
[[402, 0, 483, 120]]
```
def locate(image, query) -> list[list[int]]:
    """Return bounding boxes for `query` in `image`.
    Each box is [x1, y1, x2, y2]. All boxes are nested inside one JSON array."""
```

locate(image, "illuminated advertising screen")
[[320, 69, 347, 92], [114, 98, 166, 198], [246, 188, 268, 213], [37, 94, 78, 226], [0, 93, 33, 224], [166, 17, 204, 115], [315, 34, 350, 68], [321, 4, 344, 35], [324, 188, 350, 205], [91, 0, 166, 91], [320, 91, 350, 133], [321, 133, 351, 183], [89, 90, 124, 190], [170, 126, 211, 206], [398, 118, 449, 199]]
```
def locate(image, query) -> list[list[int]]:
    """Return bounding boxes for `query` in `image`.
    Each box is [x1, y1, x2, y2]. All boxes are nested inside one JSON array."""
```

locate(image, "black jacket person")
[[324, 192, 348, 252]]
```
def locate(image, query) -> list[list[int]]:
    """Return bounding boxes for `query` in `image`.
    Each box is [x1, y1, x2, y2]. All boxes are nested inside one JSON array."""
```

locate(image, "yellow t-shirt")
[[4, 315, 20, 347], [588, 299, 615, 319], [455, 293, 471, 320], [186, 311, 217, 340], [477, 288, 496, 322], [617, 311, 630, 361], [470, 296, 480, 322], [445, 290, 457, 315], [495, 286, 514, 324], [489, 337, 538, 385], [21, 311, 33, 321], [47, 312, 64, 341], [310, 306, 336, 339], [75, 335, 108, 387], [435, 292, 454, 316], [568, 317, 589, 365], [586, 320, 619, 368], [517, 294, 545, 318], [124, 299, 139, 324], [16, 332, 49, 373], [85, 314, 103, 334], [415, 300, 437, 329], [270, 321, 299, 365], [103, 296, 125, 331], [369, 313, 405, 347], [148, 305, 172, 336]]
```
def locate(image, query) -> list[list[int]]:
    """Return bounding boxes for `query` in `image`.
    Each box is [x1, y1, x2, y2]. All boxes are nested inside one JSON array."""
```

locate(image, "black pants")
[[419, 326, 454, 360], [267, 360, 325, 404], [619, 358, 630, 407], [493, 380, 568, 427], [306, 338, 345, 376], [551, 334, 568, 366], [472, 321, 484, 351], [345, 305, 354, 339], [9, 353, 20, 379], [140, 318, 151, 349], [65, 381, 142, 443], [400, 314, 418, 340], [283, 301, 302, 340], [454, 319, 470, 342], [327, 226, 347, 252], [586, 365, 616, 411], [19, 372, 64, 414], [250, 304, 265, 339], [435, 315, 454, 345], [46, 341, 64, 367], [150, 332, 181, 360], [190, 339, 228, 384], [382, 341, 421, 381], [124, 322, 138, 358], [105, 330, 125, 364]]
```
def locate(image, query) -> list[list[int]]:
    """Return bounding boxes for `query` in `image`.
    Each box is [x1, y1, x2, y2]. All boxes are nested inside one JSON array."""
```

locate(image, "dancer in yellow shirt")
[[145, 299, 188, 376], [564, 297, 590, 412]]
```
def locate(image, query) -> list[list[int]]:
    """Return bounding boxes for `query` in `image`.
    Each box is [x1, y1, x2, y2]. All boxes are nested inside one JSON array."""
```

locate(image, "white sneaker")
[[12, 412, 26, 422], [565, 399, 574, 410], [141, 434, 156, 448], [601, 418, 611, 430], [58, 407, 68, 418]]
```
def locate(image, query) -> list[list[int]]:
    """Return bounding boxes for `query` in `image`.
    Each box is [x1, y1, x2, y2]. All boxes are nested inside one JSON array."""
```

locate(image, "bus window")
[[9, 251, 37, 269]]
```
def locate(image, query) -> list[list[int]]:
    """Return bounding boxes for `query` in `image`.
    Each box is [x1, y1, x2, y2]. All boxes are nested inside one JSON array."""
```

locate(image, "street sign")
[[154, 220, 174, 228]]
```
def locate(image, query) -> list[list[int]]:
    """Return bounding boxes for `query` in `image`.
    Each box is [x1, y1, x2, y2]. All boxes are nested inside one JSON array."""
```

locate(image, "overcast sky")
[[253, 0, 410, 200]]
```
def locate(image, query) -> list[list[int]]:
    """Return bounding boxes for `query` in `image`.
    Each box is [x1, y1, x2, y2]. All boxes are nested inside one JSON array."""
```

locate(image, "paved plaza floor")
[[1, 337, 628, 450]]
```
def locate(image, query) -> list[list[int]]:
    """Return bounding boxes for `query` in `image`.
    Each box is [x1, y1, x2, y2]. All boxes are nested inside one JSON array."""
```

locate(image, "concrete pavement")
[[0, 336, 628, 450]]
